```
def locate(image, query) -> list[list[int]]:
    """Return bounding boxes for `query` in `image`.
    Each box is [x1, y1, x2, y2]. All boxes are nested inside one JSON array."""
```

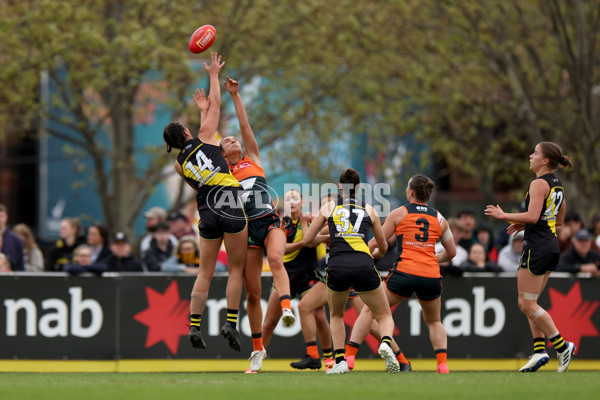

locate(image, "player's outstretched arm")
[[193, 88, 210, 127], [224, 76, 260, 163], [198, 52, 225, 145]]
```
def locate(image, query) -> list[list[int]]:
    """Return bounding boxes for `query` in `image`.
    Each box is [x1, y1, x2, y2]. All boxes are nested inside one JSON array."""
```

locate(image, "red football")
[[188, 25, 216, 54]]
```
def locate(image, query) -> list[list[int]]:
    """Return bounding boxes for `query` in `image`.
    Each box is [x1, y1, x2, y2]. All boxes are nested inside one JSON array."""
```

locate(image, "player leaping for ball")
[[219, 76, 296, 373], [163, 52, 248, 352]]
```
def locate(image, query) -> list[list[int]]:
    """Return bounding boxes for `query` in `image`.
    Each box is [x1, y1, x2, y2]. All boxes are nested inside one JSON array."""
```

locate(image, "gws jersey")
[[393, 203, 444, 278], [230, 155, 276, 220]]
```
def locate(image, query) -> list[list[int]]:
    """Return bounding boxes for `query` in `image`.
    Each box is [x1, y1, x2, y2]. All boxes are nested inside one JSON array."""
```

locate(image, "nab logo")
[[134, 281, 190, 355], [416, 206, 427, 212], [547, 282, 599, 350]]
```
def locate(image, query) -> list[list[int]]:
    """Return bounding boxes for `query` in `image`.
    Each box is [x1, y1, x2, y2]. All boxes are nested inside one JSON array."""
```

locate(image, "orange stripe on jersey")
[[394, 204, 444, 278], [230, 155, 265, 181]]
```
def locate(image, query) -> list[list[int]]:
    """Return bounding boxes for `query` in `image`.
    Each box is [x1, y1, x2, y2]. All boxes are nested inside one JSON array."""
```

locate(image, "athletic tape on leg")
[[531, 308, 546, 320], [522, 292, 539, 301]]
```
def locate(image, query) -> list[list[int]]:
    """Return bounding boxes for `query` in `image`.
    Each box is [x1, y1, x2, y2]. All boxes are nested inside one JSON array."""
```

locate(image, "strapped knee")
[[528, 308, 546, 321]]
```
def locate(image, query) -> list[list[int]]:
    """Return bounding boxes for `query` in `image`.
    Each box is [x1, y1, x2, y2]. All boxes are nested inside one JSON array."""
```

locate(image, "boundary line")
[[1, 359, 598, 372]]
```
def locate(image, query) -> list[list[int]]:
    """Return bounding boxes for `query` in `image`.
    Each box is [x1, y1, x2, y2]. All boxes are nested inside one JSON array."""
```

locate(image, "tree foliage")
[[1, 0, 599, 236]]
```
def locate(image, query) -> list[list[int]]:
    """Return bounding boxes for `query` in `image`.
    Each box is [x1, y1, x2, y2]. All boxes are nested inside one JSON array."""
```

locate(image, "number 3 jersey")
[[177, 138, 240, 209], [393, 203, 444, 278], [523, 173, 564, 253], [327, 198, 373, 268]]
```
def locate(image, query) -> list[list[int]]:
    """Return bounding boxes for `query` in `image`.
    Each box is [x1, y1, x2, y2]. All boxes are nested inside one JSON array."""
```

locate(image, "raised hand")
[[204, 52, 225, 76], [192, 88, 210, 113], [223, 76, 239, 95]]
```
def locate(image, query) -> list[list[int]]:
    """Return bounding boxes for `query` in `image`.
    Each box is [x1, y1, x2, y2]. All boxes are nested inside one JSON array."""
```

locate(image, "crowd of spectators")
[[0, 203, 598, 278], [0, 204, 228, 276]]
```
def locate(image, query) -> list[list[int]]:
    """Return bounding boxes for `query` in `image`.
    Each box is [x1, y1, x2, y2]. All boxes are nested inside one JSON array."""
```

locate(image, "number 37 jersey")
[[327, 198, 374, 268], [393, 203, 444, 278], [177, 138, 240, 209]]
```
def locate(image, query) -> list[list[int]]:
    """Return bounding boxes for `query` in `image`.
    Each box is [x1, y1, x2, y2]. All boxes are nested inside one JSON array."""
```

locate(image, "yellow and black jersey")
[[282, 216, 317, 274], [230, 155, 276, 220], [327, 198, 373, 268], [523, 173, 564, 253], [177, 138, 240, 209]]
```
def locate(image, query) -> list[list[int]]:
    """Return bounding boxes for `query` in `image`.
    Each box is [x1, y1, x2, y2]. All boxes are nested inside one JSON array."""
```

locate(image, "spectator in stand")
[[12, 223, 44, 272], [168, 211, 195, 240], [497, 231, 525, 272], [474, 222, 497, 262], [0, 253, 11, 273], [46, 217, 85, 271], [557, 212, 582, 253], [87, 224, 113, 264], [556, 229, 600, 277], [590, 214, 600, 252], [63, 244, 108, 275], [459, 242, 503, 273], [162, 235, 200, 274], [139, 206, 178, 254], [457, 209, 477, 251], [436, 218, 468, 276], [0, 204, 24, 271], [0, 234, 11, 272], [105, 232, 144, 272], [142, 221, 174, 271]]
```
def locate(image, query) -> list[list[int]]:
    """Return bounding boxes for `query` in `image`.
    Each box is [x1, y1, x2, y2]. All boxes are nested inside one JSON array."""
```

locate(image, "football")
[[188, 25, 216, 54]]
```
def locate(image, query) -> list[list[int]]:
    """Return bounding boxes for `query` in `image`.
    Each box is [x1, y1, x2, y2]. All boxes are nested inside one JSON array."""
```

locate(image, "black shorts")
[[385, 270, 442, 301], [248, 213, 282, 249], [198, 204, 247, 240], [519, 248, 560, 276], [287, 268, 324, 299], [326, 265, 381, 293]]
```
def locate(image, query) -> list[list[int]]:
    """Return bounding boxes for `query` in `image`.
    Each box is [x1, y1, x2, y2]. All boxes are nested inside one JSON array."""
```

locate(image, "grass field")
[[1, 371, 600, 400]]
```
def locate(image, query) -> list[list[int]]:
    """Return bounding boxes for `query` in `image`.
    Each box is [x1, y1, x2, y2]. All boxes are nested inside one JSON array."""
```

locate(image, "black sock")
[[226, 309, 238, 330], [549, 333, 567, 353], [533, 337, 546, 354], [322, 347, 333, 359], [190, 314, 201, 328], [334, 349, 345, 364], [381, 336, 392, 347]]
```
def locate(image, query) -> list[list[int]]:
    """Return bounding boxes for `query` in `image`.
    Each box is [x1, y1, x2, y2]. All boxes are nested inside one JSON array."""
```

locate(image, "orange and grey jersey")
[[523, 173, 564, 253], [230, 155, 276, 220], [327, 198, 373, 268], [393, 203, 444, 278], [177, 138, 240, 210]]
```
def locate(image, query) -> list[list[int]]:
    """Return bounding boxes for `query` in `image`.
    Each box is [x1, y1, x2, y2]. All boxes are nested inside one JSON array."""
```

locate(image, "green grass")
[[1, 372, 599, 400]]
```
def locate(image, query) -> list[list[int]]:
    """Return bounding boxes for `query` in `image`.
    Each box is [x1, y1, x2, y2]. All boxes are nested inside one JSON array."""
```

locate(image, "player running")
[[348, 174, 456, 373], [303, 168, 399, 374], [485, 142, 576, 372]]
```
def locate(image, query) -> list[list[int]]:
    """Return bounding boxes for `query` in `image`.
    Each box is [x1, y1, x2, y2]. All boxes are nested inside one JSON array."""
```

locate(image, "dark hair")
[[538, 142, 573, 171], [409, 174, 435, 202], [457, 209, 475, 219], [88, 224, 109, 245], [163, 122, 188, 153], [564, 211, 582, 224], [338, 168, 360, 198]]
